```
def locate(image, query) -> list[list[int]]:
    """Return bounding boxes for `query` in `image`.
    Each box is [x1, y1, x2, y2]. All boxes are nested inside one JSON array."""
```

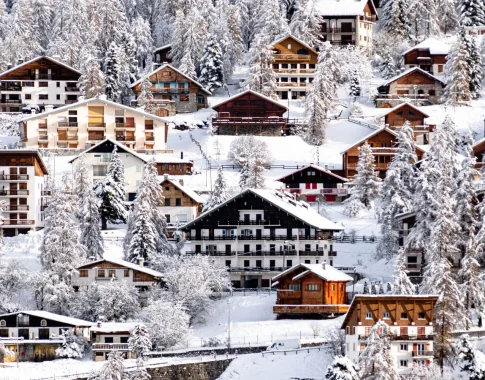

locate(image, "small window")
[[0, 320, 5, 327], [98, 269, 105, 278], [39, 94, 48, 100], [331, 284, 335, 291], [383, 312, 390, 319], [165, 214, 171, 223], [400, 343, 408, 351], [104, 337, 114, 343], [401, 312, 408, 319], [108, 269, 116, 278], [400, 360, 408, 367], [418, 312, 425, 319], [124, 269, 129, 277], [289, 283, 301, 291], [40, 319, 47, 327], [56, 94, 60, 100], [39, 82, 48, 87], [308, 284, 318, 291], [120, 337, 129, 343], [180, 95, 189, 102], [366, 312, 372, 319], [56, 82, 60, 87], [25, 94, 31, 100], [68, 110, 77, 115], [79, 270, 88, 277], [136, 165, 141, 172], [175, 198, 181, 206], [165, 186, 170, 191], [164, 198, 171, 206]]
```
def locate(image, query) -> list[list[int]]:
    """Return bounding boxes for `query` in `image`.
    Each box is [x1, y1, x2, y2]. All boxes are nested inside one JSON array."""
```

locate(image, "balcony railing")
[[273, 304, 350, 314], [0, 99, 22, 104], [360, 15, 377, 22], [92, 343, 130, 351], [0, 174, 29, 180], [273, 69, 316, 74], [0, 190, 29, 196], [88, 135, 105, 141], [212, 117, 287, 127], [65, 87, 79, 92], [88, 123, 106, 129], [58, 135, 78, 141], [4, 205, 29, 211], [324, 27, 356, 33], [328, 40, 356, 46], [0, 86, 22, 91], [116, 135, 135, 141], [41, 190, 52, 196], [186, 251, 237, 256], [151, 88, 189, 94], [38, 123, 47, 129], [237, 250, 298, 256], [376, 94, 430, 100], [229, 266, 291, 272], [276, 82, 308, 88], [2, 220, 35, 225], [288, 188, 348, 195], [64, 99, 78, 104], [347, 162, 391, 170], [358, 334, 434, 341], [58, 122, 78, 128], [411, 350, 434, 357], [145, 135, 154, 141], [115, 123, 136, 130], [273, 54, 311, 61]]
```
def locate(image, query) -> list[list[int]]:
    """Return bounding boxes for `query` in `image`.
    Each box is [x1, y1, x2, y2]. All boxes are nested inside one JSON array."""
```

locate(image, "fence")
[[261, 346, 325, 357], [333, 235, 381, 243], [210, 163, 338, 171]]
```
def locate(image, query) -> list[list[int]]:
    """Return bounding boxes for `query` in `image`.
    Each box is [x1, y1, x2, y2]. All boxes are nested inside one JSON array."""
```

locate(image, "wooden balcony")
[[57, 122, 78, 129], [376, 94, 430, 100], [212, 116, 287, 127], [273, 304, 349, 314], [288, 188, 348, 195], [115, 123, 136, 131], [273, 69, 315, 74], [87, 123, 106, 130], [347, 162, 391, 170], [273, 54, 311, 61], [2, 219, 35, 226], [145, 135, 154, 141], [151, 88, 189, 94], [359, 334, 434, 341], [360, 15, 377, 22], [58, 135, 78, 141], [92, 343, 130, 351], [277, 82, 308, 88], [389, 124, 435, 134], [88, 135, 105, 141], [4, 205, 29, 211], [0, 174, 29, 181], [116, 135, 135, 142], [329, 40, 356, 46], [0, 189, 29, 196]]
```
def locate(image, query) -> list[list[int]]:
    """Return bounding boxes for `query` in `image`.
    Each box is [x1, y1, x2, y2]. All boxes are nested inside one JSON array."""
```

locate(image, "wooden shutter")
[[88, 106, 104, 123]]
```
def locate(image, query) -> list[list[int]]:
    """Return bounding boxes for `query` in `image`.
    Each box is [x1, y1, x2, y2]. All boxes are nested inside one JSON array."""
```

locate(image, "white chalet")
[[90, 322, 138, 361]]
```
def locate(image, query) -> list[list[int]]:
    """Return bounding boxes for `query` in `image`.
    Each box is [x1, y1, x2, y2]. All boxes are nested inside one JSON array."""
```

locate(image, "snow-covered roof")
[[212, 90, 288, 111], [90, 322, 140, 333], [0, 56, 81, 79], [402, 37, 451, 56], [378, 67, 445, 88], [184, 189, 344, 231], [314, 0, 377, 17], [68, 138, 148, 164], [379, 102, 431, 119], [0, 311, 92, 327], [130, 63, 211, 95], [153, 44, 172, 53], [276, 164, 349, 183], [394, 210, 417, 220], [143, 153, 193, 164], [20, 98, 171, 124], [161, 177, 204, 204], [77, 258, 164, 278], [472, 136, 485, 151], [270, 34, 318, 55], [272, 263, 353, 282]]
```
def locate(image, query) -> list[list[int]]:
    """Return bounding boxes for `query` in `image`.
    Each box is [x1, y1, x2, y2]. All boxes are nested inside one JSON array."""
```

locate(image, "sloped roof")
[[270, 34, 318, 55], [402, 37, 450, 56], [183, 188, 343, 231], [77, 258, 164, 278], [20, 98, 170, 124], [0, 56, 81, 79], [161, 177, 204, 204], [272, 263, 353, 282], [130, 63, 211, 95], [90, 322, 139, 333], [379, 102, 430, 119], [153, 44, 172, 53], [0, 311, 92, 327], [69, 138, 148, 164], [315, 0, 377, 17], [276, 164, 349, 183], [212, 90, 288, 112], [0, 149, 48, 174], [378, 67, 445, 88]]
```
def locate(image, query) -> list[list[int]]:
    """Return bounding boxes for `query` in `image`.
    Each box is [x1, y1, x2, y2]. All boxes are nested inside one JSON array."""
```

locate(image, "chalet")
[[341, 127, 425, 178], [130, 64, 210, 116], [0, 56, 81, 113], [317, 0, 378, 53], [71, 258, 164, 294], [342, 295, 438, 374], [466, 26, 485, 35], [271, 262, 352, 317], [379, 102, 435, 145], [472, 137, 485, 169], [0, 311, 91, 362], [270, 34, 318, 100], [160, 175, 204, 227], [90, 322, 138, 361], [182, 188, 344, 288], [402, 38, 449, 75], [19, 98, 169, 152], [153, 44, 172, 64], [211, 90, 288, 136], [276, 164, 349, 202], [376, 68, 445, 108], [0, 150, 49, 236]]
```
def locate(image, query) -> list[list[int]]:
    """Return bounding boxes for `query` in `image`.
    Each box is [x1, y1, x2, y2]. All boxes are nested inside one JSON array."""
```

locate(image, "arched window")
[[0, 320, 5, 327], [40, 319, 47, 327]]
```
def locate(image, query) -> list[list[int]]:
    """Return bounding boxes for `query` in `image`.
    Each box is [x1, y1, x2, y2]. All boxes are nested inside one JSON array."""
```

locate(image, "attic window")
[[0, 320, 5, 327], [287, 44, 291, 49], [40, 319, 47, 327]]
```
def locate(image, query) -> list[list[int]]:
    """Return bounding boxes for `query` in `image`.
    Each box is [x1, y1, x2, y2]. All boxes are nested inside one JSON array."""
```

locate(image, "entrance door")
[[256, 229, 262, 240], [156, 108, 169, 117]]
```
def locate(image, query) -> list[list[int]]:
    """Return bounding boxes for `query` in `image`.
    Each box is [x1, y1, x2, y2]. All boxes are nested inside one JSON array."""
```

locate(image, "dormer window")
[[40, 319, 47, 327], [287, 44, 292, 49]]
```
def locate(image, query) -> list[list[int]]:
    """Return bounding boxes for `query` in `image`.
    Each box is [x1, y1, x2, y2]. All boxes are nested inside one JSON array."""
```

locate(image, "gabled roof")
[[0, 56, 81, 79], [272, 263, 353, 282], [270, 34, 318, 55], [379, 102, 430, 119], [68, 139, 148, 164], [472, 136, 485, 153], [276, 164, 348, 183], [402, 37, 450, 56], [0, 149, 49, 174], [161, 177, 204, 204], [395, 210, 417, 221], [315, 0, 377, 17], [378, 67, 445, 88], [212, 90, 288, 112], [20, 98, 170, 124], [183, 189, 343, 231], [77, 258, 164, 278], [0, 311, 92, 327], [130, 63, 211, 95], [153, 44, 172, 53], [90, 322, 139, 333]]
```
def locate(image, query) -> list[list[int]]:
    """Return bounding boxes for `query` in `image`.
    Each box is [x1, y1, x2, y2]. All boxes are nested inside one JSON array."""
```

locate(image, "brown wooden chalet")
[[153, 44, 172, 64], [130, 64, 210, 116], [341, 127, 425, 178], [402, 37, 449, 75], [276, 164, 349, 202], [212, 90, 288, 136], [376, 68, 445, 108], [473, 138, 485, 170], [272, 262, 352, 317]]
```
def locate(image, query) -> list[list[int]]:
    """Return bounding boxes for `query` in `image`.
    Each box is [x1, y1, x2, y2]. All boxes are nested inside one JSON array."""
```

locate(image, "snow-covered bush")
[[349, 102, 363, 117], [325, 356, 359, 380], [227, 136, 272, 166], [323, 328, 345, 356], [458, 334, 485, 379], [55, 330, 86, 359], [0, 259, 30, 313], [93, 351, 125, 380], [128, 324, 152, 365]]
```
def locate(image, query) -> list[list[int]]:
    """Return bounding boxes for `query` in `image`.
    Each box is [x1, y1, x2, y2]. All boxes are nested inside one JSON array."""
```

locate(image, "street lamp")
[[16, 313, 22, 368], [287, 89, 292, 126], [227, 299, 231, 354]]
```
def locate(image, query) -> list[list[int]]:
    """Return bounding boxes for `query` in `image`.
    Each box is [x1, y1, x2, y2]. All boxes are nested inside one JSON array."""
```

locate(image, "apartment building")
[[342, 295, 438, 374], [0, 150, 49, 237], [18, 98, 169, 152], [0, 56, 80, 113], [182, 188, 344, 288], [269, 34, 318, 100], [91, 322, 138, 361], [317, 0, 378, 53]]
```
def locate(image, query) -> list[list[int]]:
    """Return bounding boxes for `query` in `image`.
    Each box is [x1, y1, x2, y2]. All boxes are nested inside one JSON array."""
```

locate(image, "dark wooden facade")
[[212, 90, 288, 136], [0, 151, 48, 176], [156, 161, 193, 175], [383, 103, 435, 144], [154, 45, 172, 64], [160, 179, 202, 208], [404, 49, 446, 74], [0, 57, 80, 82]]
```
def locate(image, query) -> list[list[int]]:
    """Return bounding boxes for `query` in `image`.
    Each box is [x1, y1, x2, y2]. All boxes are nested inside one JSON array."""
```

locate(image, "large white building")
[[182, 189, 344, 288], [0, 56, 81, 113], [0, 150, 49, 236], [18, 98, 170, 152]]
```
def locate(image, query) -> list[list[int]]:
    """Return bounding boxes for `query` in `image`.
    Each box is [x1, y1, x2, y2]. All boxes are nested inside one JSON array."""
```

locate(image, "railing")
[[360, 15, 377, 22], [219, 220, 282, 226], [273, 69, 315, 74], [38, 123, 47, 129], [389, 124, 435, 133], [58, 135, 78, 141], [0, 99, 22, 104], [4, 205, 29, 211], [370, 147, 398, 154], [411, 350, 434, 357], [58, 122, 78, 128], [324, 27, 356, 33], [145, 135, 154, 141], [347, 162, 391, 170], [273, 54, 311, 61], [276, 82, 308, 87], [406, 263, 421, 269], [116, 135, 135, 141], [64, 99, 78, 104], [115, 123, 135, 129], [287, 188, 348, 195], [41, 190, 52, 196], [298, 250, 325, 256], [358, 334, 434, 341], [38, 135, 49, 141], [65, 87, 79, 92], [273, 304, 350, 314], [376, 94, 430, 100], [88, 135, 105, 141], [189, 236, 237, 241], [2, 220, 35, 225], [0, 86, 22, 91], [0, 190, 29, 195], [186, 251, 237, 256], [229, 266, 291, 272], [88, 123, 106, 128], [237, 250, 298, 256], [92, 343, 130, 351], [329, 40, 356, 46], [151, 88, 189, 94], [329, 251, 338, 256], [0, 174, 29, 180], [212, 117, 287, 126]]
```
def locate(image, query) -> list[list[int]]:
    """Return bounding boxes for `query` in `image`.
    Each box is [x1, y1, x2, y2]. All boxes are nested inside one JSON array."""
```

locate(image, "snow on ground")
[[218, 349, 332, 380]]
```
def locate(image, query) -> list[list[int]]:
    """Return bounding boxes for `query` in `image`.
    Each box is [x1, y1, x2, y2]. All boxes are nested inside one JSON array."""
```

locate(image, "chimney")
[[44, 105, 54, 112], [164, 173, 169, 181], [152, 63, 161, 71], [138, 257, 145, 267], [180, 151, 184, 160], [97, 322, 102, 328], [17, 59, 24, 65], [324, 164, 329, 171], [322, 260, 326, 270], [88, 255, 96, 262], [51, 54, 62, 62], [179, 179, 184, 186], [7, 63, 12, 70]]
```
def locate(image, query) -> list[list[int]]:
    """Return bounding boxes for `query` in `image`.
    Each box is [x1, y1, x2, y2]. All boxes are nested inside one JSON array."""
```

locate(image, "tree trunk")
[[101, 215, 107, 230]]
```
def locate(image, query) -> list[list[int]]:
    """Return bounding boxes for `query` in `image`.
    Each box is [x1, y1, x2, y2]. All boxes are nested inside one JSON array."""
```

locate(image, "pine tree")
[[382, 0, 413, 41], [73, 157, 91, 220], [118, 31, 139, 103], [128, 324, 152, 365], [380, 51, 397, 79], [95, 351, 125, 379], [104, 42, 122, 102], [198, 35, 224, 93], [349, 70, 361, 100], [257, 0, 290, 42], [80, 189, 104, 260], [325, 356, 360, 380], [94, 147, 127, 230], [392, 248, 415, 294], [245, 160, 266, 189], [289, 0, 322, 48], [203, 166, 230, 212], [131, 15, 153, 68], [97, 0, 129, 56], [178, 52, 197, 80], [464, 31, 483, 99], [461, 0, 485, 27], [31, 0, 52, 51], [78, 53, 104, 99], [458, 334, 485, 379], [239, 161, 251, 190], [245, 34, 278, 99], [137, 77, 154, 113]]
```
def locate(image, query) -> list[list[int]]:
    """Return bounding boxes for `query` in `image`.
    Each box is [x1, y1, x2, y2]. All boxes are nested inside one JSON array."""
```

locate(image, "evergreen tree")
[[178, 52, 197, 80], [137, 76, 154, 113], [97, 0, 129, 56], [128, 324, 152, 366], [289, 0, 322, 48], [80, 189, 104, 260], [465, 30, 483, 98], [380, 51, 397, 79], [198, 35, 224, 93], [94, 147, 127, 230], [118, 31, 139, 103], [302, 84, 328, 146], [392, 248, 415, 295], [131, 15, 153, 68], [311, 42, 340, 116], [245, 34, 278, 99], [382, 0, 413, 41], [73, 157, 91, 219], [78, 53, 105, 99], [239, 161, 251, 190], [325, 356, 360, 380], [245, 160, 266, 189], [103, 42, 122, 102], [31, 0, 52, 51], [257, 0, 290, 42], [460, 0, 485, 27], [349, 70, 361, 101], [94, 351, 125, 380], [203, 166, 230, 212], [458, 334, 485, 379]]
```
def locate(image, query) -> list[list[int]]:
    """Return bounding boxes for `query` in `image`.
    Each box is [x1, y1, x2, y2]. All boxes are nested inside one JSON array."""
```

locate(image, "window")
[[93, 165, 107, 177], [225, 260, 231, 267], [68, 110, 77, 115], [400, 343, 408, 351], [383, 312, 390, 319], [165, 186, 170, 191], [104, 337, 114, 343], [25, 94, 31, 100], [365, 327, 371, 336], [180, 95, 189, 102], [438, 64, 443, 73], [400, 360, 408, 367], [79, 270, 88, 277], [98, 269, 105, 278], [39, 82, 48, 87], [164, 198, 171, 206], [40, 319, 47, 327], [24, 81, 34, 87], [120, 337, 129, 343], [417, 327, 425, 336], [56, 94, 60, 100], [0, 320, 5, 327], [401, 312, 408, 319], [197, 95, 205, 104], [304, 259, 310, 264], [365, 312, 372, 319], [164, 164, 169, 170], [124, 269, 129, 277], [177, 214, 187, 222], [308, 284, 318, 291], [418, 312, 425, 319], [56, 82, 60, 87], [175, 198, 181, 206], [331, 284, 335, 291], [39, 94, 48, 100], [165, 214, 171, 223], [108, 270, 116, 278], [289, 283, 301, 291]]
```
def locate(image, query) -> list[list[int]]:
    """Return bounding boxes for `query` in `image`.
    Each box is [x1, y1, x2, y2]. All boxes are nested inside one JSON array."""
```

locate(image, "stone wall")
[[147, 359, 233, 380], [218, 125, 282, 136], [175, 93, 198, 113]]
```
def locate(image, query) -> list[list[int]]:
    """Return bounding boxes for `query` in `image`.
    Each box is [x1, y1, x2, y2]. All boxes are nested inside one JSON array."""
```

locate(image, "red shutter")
[[312, 183, 317, 189], [305, 183, 311, 189], [326, 195, 336, 202], [306, 195, 316, 202]]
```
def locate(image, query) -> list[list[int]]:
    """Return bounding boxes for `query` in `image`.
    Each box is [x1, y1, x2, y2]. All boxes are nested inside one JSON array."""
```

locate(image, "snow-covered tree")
[[198, 35, 224, 93], [392, 248, 415, 294], [128, 324, 152, 365], [80, 189, 104, 260], [358, 320, 399, 380], [382, 0, 413, 41], [349, 70, 361, 100], [74, 157, 91, 212], [325, 356, 360, 380], [94, 351, 125, 380], [137, 76, 154, 113], [131, 15, 153, 68], [203, 166, 231, 212], [458, 334, 485, 379], [228, 136, 272, 166], [256, 0, 290, 42], [380, 51, 397, 79], [118, 31, 139, 103], [178, 52, 196, 80], [241, 160, 266, 189], [289, 0, 322, 47], [0, 259, 29, 313], [97, 0, 129, 56], [464, 30, 483, 98], [460, 0, 485, 27], [103, 42, 122, 102], [0, 343, 13, 363], [94, 147, 127, 230], [302, 83, 328, 146], [55, 330, 85, 359], [78, 52, 105, 99]]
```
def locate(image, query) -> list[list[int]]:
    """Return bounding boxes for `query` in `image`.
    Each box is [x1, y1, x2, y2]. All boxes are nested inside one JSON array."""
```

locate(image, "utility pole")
[[227, 299, 231, 354]]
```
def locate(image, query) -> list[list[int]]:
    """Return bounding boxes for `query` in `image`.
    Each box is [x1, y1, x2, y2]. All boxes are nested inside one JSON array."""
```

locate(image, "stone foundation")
[[147, 359, 233, 380], [217, 125, 283, 136]]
